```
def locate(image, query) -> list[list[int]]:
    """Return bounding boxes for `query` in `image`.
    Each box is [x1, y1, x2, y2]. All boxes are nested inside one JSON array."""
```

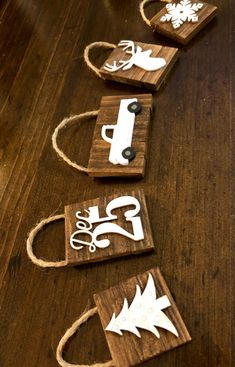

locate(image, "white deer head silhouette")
[[104, 40, 166, 73]]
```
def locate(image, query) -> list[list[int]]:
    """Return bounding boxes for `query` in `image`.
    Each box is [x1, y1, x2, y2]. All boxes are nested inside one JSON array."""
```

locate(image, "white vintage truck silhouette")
[[101, 98, 139, 166]]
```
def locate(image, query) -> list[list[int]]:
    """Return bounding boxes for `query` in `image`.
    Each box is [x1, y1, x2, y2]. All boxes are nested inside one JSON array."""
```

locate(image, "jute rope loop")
[[26, 214, 67, 268], [52, 111, 98, 174], [139, 0, 171, 27], [84, 42, 116, 79], [56, 307, 114, 367]]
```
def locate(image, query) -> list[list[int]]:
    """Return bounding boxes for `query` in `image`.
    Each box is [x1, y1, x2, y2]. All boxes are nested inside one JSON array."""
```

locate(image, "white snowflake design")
[[160, 0, 204, 29]]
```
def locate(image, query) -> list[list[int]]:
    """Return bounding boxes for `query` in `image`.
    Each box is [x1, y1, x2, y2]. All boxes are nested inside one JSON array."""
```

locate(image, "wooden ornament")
[[88, 94, 153, 177], [94, 267, 191, 367], [99, 40, 179, 90], [150, 0, 218, 45], [65, 190, 154, 266]]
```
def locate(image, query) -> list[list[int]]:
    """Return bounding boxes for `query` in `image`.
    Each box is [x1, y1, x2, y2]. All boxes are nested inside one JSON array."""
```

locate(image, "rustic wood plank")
[[150, 1, 218, 45], [100, 42, 179, 90], [88, 94, 153, 177], [94, 267, 191, 367], [65, 190, 154, 265]]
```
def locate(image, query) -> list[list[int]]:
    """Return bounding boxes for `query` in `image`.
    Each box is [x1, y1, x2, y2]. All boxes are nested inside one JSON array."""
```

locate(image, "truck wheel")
[[122, 147, 136, 161], [127, 101, 142, 115]]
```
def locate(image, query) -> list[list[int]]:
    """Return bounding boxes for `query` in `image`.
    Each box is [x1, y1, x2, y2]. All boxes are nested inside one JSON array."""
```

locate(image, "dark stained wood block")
[[99, 42, 179, 90], [94, 268, 191, 367], [88, 94, 153, 177], [150, 1, 218, 45], [64, 190, 154, 266]]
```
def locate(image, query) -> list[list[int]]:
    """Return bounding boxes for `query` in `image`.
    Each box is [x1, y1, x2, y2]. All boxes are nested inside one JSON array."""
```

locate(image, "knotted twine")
[[139, 0, 171, 27], [52, 110, 98, 174], [56, 307, 114, 367]]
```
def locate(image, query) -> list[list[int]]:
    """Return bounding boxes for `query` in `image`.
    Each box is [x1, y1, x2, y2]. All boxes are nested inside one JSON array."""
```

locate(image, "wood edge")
[[155, 48, 179, 90], [64, 205, 70, 264], [140, 191, 155, 248], [69, 246, 154, 267], [98, 70, 158, 90], [100, 93, 153, 102], [87, 170, 144, 177]]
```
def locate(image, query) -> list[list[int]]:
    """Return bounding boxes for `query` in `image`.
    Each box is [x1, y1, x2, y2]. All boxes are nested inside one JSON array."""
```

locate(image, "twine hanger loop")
[[139, 0, 172, 27], [56, 307, 115, 367], [52, 111, 98, 174], [84, 42, 116, 79], [26, 214, 67, 268]]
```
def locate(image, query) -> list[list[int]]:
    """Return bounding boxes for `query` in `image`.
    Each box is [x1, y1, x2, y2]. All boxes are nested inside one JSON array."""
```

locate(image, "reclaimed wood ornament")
[[26, 190, 154, 267], [52, 94, 153, 177], [84, 40, 178, 90], [140, 0, 218, 45], [56, 268, 191, 367]]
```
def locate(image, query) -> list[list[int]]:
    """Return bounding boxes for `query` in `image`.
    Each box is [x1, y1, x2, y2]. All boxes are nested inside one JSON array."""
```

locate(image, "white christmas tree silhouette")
[[106, 273, 179, 338]]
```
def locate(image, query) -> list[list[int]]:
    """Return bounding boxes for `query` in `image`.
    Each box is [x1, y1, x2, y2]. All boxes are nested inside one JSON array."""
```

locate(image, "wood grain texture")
[[100, 42, 179, 90], [64, 190, 154, 265], [150, 1, 218, 45], [0, 1, 233, 367], [88, 94, 153, 177], [94, 268, 191, 367]]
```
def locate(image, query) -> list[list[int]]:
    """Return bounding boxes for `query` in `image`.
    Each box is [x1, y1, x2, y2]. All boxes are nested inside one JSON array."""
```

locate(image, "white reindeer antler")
[[118, 40, 136, 55], [103, 59, 132, 72], [103, 40, 137, 72]]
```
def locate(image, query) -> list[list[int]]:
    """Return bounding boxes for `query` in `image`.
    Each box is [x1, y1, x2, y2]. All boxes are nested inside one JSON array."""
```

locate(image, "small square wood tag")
[[99, 41, 178, 90], [88, 94, 152, 178], [150, 1, 218, 45], [94, 268, 191, 367], [65, 190, 154, 266]]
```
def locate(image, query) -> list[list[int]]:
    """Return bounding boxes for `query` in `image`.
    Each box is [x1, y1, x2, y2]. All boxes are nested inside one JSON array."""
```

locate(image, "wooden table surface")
[[0, 1, 233, 366]]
